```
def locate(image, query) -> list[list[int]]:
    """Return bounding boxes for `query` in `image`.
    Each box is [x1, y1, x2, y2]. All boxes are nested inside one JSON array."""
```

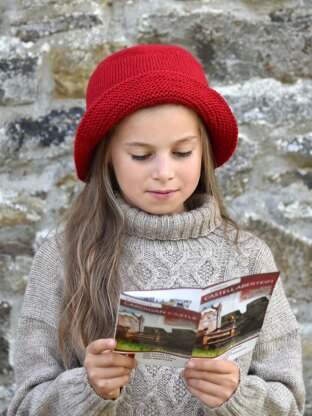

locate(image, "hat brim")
[[74, 71, 238, 181]]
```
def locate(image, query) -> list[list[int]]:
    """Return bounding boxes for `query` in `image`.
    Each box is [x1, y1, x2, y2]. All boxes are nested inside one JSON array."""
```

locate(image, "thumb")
[[86, 338, 116, 355]]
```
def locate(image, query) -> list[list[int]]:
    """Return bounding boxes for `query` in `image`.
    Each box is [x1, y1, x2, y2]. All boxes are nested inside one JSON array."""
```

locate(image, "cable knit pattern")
[[8, 196, 305, 415]]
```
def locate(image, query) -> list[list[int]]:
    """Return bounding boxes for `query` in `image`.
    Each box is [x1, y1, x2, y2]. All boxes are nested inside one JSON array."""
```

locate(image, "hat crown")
[[75, 43, 238, 181], [86, 44, 208, 109]]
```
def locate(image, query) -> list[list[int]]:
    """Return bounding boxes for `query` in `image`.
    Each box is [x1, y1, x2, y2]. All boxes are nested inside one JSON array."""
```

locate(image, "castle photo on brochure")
[[114, 271, 280, 367]]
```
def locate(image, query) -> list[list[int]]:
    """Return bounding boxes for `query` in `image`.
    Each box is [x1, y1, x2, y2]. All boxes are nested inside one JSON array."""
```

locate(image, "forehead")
[[113, 104, 200, 138]]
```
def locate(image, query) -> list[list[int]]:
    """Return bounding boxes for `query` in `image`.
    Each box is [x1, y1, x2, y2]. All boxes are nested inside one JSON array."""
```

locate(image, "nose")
[[151, 155, 174, 182]]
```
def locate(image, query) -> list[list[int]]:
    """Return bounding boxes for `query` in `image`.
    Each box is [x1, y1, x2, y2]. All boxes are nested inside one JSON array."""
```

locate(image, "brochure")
[[114, 271, 280, 367]]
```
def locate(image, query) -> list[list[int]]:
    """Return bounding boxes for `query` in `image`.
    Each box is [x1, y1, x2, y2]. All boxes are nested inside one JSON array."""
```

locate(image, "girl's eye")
[[131, 151, 192, 160], [174, 151, 192, 158], [131, 154, 150, 161]]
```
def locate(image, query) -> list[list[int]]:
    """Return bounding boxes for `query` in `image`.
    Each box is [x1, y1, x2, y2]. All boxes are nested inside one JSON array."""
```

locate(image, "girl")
[[8, 44, 305, 415]]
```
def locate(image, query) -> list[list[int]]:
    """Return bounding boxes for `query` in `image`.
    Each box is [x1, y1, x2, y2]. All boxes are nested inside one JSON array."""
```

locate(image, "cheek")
[[110, 157, 127, 188], [113, 159, 145, 187]]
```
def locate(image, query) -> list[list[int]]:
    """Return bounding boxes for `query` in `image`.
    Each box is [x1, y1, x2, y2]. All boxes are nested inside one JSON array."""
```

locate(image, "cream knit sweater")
[[8, 196, 305, 415]]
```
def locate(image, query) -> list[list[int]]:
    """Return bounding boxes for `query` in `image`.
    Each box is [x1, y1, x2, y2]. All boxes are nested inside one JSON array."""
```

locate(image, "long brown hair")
[[58, 105, 238, 368]]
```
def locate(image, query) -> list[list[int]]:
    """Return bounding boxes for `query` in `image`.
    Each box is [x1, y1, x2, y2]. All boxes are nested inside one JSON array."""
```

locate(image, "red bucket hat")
[[74, 44, 238, 181]]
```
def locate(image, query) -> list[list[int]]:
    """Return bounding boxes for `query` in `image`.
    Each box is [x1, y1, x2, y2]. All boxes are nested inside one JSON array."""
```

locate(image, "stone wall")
[[0, 0, 311, 414]]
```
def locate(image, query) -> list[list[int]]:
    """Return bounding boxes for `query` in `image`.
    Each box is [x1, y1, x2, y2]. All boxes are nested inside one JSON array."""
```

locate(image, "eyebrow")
[[124, 136, 199, 147]]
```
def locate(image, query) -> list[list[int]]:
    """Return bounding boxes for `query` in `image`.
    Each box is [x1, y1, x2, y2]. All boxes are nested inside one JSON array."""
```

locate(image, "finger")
[[89, 365, 132, 380], [87, 352, 138, 370], [183, 368, 238, 384], [186, 359, 237, 374], [186, 384, 224, 409], [186, 377, 229, 400], [95, 375, 130, 397], [86, 338, 116, 355], [183, 368, 224, 383]]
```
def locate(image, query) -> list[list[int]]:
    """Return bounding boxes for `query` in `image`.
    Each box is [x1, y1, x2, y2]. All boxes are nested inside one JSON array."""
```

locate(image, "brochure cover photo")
[[114, 271, 280, 367]]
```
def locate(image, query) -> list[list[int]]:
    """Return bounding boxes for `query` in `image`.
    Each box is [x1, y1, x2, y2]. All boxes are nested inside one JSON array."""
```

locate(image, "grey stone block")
[[0, 301, 12, 376], [13, 14, 102, 42], [240, 216, 312, 301], [6, 107, 84, 150], [217, 79, 312, 125], [0, 56, 39, 105], [137, 6, 312, 83]]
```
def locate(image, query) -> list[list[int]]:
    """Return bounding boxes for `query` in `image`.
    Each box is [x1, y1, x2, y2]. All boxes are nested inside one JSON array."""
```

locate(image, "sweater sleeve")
[[7, 237, 123, 416], [206, 242, 306, 416]]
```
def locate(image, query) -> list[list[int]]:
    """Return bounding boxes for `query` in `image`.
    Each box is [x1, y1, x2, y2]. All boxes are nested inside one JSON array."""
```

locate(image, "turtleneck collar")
[[116, 194, 222, 241]]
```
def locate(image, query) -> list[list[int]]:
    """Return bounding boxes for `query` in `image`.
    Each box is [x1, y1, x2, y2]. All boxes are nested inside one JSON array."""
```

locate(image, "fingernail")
[[187, 361, 195, 368], [108, 339, 116, 349]]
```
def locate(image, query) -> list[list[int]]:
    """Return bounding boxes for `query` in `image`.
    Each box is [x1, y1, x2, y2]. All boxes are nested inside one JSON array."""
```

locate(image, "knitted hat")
[[74, 44, 238, 181]]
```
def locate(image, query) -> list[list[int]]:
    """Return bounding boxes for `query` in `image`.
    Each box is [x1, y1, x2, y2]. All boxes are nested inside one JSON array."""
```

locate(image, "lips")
[[147, 190, 177, 200], [149, 190, 176, 194]]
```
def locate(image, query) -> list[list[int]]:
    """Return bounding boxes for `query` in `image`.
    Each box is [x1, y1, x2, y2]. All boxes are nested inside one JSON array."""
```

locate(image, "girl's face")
[[109, 104, 203, 215]]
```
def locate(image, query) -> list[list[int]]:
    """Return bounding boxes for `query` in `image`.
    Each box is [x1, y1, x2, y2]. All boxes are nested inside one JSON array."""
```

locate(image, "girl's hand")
[[84, 338, 137, 400], [182, 359, 239, 409]]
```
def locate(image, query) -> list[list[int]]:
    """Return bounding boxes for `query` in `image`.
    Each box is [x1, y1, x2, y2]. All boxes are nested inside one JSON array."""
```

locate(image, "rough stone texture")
[[135, 4, 312, 83], [5, 107, 83, 149], [216, 136, 258, 200], [0, 301, 12, 376], [0, 254, 32, 294], [12, 12, 102, 42], [0, 301, 13, 391], [0, 37, 39, 105], [218, 79, 312, 124], [240, 216, 312, 300], [277, 132, 312, 160], [0, 0, 311, 414], [50, 45, 109, 98]]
